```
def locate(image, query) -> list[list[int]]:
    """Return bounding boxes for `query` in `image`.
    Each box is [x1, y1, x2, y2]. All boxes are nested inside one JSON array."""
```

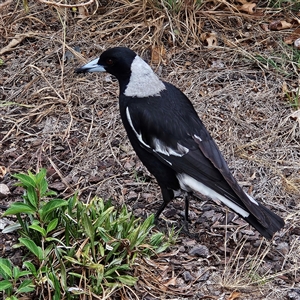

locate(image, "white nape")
[[177, 173, 250, 218], [124, 56, 166, 98]]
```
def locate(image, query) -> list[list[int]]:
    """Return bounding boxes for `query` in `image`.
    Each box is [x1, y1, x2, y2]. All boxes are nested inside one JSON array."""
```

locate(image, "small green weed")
[[254, 44, 300, 78], [285, 88, 300, 110], [267, 0, 300, 10], [1, 168, 173, 299], [254, 54, 290, 76]]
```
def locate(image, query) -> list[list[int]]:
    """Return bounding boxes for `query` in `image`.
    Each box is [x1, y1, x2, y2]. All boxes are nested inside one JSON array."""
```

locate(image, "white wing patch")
[[177, 173, 250, 218], [247, 194, 259, 206], [124, 56, 166, 98], [153, 137, 189, 157], [193, 134, 202, 142], [126, 107, 150, 149]]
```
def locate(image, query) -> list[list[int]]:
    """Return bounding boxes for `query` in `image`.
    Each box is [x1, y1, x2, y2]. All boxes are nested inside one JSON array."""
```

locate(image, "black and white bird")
[[76, 47, 284, 240]]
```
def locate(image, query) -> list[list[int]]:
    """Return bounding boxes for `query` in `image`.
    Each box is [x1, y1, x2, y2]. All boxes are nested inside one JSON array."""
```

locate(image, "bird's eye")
[[106, 58, 114, 65]]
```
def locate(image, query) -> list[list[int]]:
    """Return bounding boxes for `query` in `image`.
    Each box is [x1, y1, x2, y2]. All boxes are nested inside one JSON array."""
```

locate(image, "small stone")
[[294, 38, 300, 49], [188, 244, 210, 258], [288, 289, 300, 300], [89, 176, 102, 183], [178, 246, 185, 252], [276, 242, 289, 256], [163, 208, 177, 218], [127, 191, 137, 201], [48, 182, 66, 192], [124, 160, 135, 170], [0, 184, 10, 198], [0, 218, 14, 230], [202, 210, 215, 218], [195, 268, 210, 282], [182, 271, 193, 282], [291, 227, 300, 235]]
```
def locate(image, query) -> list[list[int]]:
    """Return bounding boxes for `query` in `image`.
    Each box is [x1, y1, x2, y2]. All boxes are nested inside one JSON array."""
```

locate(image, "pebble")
[[288, 289, 300, 300], [188, 244, 210, 258], [183, 271, 194, 282]]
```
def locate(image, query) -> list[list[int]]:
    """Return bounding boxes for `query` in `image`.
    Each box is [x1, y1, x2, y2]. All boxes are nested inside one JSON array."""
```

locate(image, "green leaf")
[[26, 186, 38, 208], [1, 222, 21, 234], [0, 280, 12, 291], [82, 213, 94, 241], [117, 275, 138, 285], [12, 266, 21, 279], [6, 296, 18, 300], [39, 199, 68, 220], [44, 244, 54, 258], [19, 238, 43, 260], [94, 206, 115, 228], [0, 259, 12, 279], [35, 168, 47, 184], [45, 190, 57, 197], [39, 178, 48, 196], [23, 262, 36, 276], [99, 243, 105, 257], [2, 203, 35, 216], [13, 173, 35, 187], [64, 256, 83, 265], [16, 279, 35, 293], [104, 263, 129, 277], [17, 270, 32, 277], [45, 236, 67, 246], [35, 169, 48, 196], [150, 232, 164, 246], [60, 260, 67, 290], [48, 272, 61, 300], [46, 218, 58, 233], [28, 223, 46, 237], [67, 194, 77, 213]]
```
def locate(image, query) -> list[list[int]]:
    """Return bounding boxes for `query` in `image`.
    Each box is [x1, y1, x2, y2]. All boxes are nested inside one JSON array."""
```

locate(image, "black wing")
[[125, 82, 279, 228]]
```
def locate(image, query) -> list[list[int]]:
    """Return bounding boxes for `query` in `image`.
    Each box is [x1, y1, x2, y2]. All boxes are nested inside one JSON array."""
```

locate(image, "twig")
[[0, 0, 12, 10], [37, 0, 95, 8]]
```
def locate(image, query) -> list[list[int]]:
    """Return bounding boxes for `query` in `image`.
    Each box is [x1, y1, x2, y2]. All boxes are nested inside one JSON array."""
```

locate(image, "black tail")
[[244, 204, 284, 240]]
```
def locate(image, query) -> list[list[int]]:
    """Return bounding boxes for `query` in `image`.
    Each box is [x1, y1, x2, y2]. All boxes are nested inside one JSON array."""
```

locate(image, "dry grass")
[[1, 0, 300, 299]]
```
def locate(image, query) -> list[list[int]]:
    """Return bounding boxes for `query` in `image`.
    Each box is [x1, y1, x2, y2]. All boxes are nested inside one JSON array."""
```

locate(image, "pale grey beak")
[[75, 58, 106, 73]]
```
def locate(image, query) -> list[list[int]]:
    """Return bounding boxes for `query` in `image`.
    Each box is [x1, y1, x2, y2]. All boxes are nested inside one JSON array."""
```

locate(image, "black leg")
[[154, 187, 174, 220], [183, 192, 192, 232]]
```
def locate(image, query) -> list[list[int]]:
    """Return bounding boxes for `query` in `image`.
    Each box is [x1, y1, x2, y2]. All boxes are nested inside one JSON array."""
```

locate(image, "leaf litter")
[[0, 1, 300, 299]]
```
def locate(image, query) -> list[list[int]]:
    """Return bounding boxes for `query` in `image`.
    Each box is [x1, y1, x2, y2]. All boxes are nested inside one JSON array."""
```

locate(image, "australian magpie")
[[76, 47, 284, 240]]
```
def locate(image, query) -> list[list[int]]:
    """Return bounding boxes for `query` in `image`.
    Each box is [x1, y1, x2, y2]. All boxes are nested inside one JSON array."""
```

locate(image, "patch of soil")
[[1, 1, 300, 299]]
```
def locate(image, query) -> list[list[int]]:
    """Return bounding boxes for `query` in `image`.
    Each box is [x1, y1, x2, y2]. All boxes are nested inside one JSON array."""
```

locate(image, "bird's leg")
[[154, 187, 174, 221], [183, 192, 190, 231]]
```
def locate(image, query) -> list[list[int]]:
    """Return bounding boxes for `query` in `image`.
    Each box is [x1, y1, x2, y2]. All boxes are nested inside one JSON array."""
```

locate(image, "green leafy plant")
[[254, 43, 300, 79], [267, 0, 300, 10], [1, 168, 174, 299], [0, 258, 35, 300]]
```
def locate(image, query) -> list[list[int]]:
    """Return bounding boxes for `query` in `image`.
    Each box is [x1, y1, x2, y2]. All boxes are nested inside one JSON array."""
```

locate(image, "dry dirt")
[[1, 1, 300, 299]]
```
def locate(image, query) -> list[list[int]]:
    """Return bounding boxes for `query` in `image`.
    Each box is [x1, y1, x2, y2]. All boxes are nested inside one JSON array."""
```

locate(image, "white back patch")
[[177, 173, 250, 218], [124, 56, 166, 98]]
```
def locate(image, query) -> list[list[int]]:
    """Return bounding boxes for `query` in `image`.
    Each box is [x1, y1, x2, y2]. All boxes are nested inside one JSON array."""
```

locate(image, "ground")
[[0, 1, 300, 299]]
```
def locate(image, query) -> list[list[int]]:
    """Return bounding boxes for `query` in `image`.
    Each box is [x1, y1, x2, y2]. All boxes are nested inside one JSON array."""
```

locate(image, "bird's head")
[[76, 46, 165, 97], [75, 47, 135, 81]]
